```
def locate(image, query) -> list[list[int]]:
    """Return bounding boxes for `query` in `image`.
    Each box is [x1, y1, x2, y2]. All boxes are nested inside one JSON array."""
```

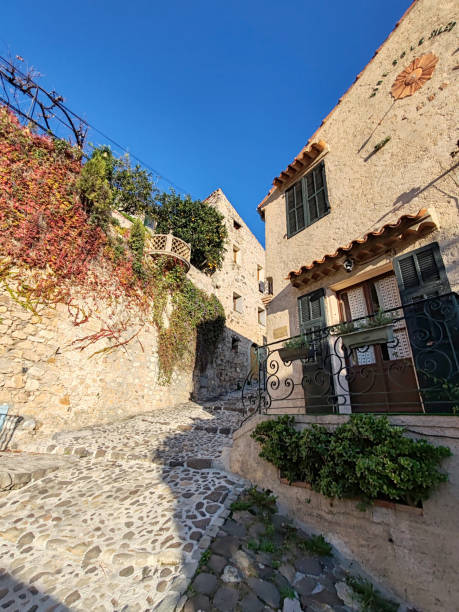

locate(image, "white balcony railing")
[[145, 233, 191, 272]]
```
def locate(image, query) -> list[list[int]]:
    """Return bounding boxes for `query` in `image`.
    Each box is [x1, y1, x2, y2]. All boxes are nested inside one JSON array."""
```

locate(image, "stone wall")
[[0, 191, 266, 440], [0, 287, 193, 445], [261, 0, 458, 342], [190, 189, 266, 398], [230, 413, 459, 612]]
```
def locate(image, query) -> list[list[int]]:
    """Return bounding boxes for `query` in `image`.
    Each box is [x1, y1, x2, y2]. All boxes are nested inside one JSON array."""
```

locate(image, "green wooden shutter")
[[394, 243, 457, 413], [393, 242, 450, 303], [298, 289, 326, 334]]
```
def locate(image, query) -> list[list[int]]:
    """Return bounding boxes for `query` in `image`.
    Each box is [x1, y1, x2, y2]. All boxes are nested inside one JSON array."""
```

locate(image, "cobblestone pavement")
[[0, 402, 248, 611], [182, 489, 403, 612]]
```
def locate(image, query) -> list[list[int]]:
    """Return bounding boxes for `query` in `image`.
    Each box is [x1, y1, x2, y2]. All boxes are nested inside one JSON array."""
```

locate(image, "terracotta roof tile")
[[286, 209, 436, 281]]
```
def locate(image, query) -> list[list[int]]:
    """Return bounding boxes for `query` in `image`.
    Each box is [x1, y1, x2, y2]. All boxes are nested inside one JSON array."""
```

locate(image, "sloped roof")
[[257, 0, 420, 215], [287, 209, 437, 284]]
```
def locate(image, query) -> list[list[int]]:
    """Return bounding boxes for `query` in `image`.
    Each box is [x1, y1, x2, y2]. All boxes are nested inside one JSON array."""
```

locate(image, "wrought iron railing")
[[242, 293, 459, 417], [144, 233, 191, 271]]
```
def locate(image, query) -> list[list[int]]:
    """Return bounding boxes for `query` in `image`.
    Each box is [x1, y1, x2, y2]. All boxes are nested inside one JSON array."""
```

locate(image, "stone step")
[[0, 451, 78, 495]]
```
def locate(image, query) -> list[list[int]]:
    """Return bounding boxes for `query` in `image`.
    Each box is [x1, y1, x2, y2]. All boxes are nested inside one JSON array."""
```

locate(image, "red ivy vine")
[[0, 107, 225, 379]]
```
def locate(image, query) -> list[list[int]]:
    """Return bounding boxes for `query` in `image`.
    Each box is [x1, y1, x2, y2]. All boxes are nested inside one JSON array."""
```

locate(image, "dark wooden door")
[[298, 289, 335, 414], [338, 274, 422, 413]]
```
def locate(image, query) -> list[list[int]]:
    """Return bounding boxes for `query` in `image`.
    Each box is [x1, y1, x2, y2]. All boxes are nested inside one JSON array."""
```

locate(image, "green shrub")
[[112, 154, 157, 215], [252, 414, 451, 506], [77, 153, 113, 229], [283, 334, 309, 350], [129, 218, 146, 278], [153, 190, 227, 273]]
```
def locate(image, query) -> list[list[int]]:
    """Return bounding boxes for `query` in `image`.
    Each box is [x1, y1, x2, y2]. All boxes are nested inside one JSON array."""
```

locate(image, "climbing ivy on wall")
[[150, 258, 225, 383], [0, 107, 225, 380]]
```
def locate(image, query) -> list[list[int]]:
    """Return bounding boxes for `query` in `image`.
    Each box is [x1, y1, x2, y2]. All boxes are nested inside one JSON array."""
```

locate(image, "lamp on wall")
[[343, 257, 354, 273]]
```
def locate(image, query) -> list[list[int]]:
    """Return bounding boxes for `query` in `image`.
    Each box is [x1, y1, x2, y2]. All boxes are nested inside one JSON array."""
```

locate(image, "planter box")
[[279, 476, 423, 515], [278, 346, 309, 363], [340, 323, 394, 350]]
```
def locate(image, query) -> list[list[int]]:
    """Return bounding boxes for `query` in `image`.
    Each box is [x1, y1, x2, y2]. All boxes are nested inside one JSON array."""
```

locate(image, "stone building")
[[189, 188, 267, 398], [257, 0, 458, 414]]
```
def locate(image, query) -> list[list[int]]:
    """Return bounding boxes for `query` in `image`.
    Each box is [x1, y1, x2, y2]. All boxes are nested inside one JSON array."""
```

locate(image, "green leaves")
[[129, 219, 146, 278], [150, 258, 225, 383], [252, 414, 451, 507], [153, 190, 228, 273]]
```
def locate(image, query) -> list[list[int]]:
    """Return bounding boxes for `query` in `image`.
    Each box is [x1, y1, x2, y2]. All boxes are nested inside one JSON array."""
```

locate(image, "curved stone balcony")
[[145, 232, 191, 272]]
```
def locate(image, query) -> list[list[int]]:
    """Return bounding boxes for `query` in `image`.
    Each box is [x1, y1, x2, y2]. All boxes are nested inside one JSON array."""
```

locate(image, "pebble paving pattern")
[[0, 402, 246, 611], [182, 491, 403, 612]]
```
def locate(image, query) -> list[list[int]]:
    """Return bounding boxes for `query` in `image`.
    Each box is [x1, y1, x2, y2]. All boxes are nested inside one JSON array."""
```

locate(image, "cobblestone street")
[[0, 402, 247, 611]]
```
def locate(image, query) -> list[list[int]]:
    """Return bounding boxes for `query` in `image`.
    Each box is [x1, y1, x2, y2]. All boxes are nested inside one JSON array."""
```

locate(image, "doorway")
[[337, 273, 422, 413]]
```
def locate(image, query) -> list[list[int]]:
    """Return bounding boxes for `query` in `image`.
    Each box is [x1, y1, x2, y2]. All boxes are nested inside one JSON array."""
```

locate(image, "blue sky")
[[2, 0, 412, 245]]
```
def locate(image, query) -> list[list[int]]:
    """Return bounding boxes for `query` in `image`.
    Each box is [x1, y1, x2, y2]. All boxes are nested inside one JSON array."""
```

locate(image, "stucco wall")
[[230, 413, 459, 612], [262, 0, 458, 342]]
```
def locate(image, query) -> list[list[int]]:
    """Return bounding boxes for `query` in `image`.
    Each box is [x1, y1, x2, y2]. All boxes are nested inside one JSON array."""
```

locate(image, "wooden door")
[[298, 289, 335, 414], [338, 274, 422, 413]]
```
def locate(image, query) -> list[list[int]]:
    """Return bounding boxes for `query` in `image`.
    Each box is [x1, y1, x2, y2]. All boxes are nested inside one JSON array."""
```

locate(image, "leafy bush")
[[112, 154, 157, 215], [151, 258, 225, 382], [129, 218, 146, 278], [77, 153, 113, 229], [153, 190, 227, 273], [283, 334, 309, 350], [252, 414, 451, 506], [250, 416, 303, 483]]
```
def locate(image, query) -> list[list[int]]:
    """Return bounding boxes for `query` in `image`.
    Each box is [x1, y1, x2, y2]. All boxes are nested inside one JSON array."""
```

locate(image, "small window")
[[233, 292, 243, 313], [257, 265, 263, 281], [233, 219, 241, 230], [266, 277, 273, 295], [286, 162, 329, 237], [258, 307, 266, 326], [233, 245, 240, 264], [231, 337, 240, 352]]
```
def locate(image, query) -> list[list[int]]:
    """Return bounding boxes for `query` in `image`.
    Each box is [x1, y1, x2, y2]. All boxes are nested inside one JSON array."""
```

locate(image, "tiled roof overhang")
[[286, 209, 438, 287], [258, 141, 328, 215], [257, 0, 420, 218]]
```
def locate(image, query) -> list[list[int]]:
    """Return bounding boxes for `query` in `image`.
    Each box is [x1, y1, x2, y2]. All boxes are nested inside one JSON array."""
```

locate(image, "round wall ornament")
[[391, 52, 438, 99]]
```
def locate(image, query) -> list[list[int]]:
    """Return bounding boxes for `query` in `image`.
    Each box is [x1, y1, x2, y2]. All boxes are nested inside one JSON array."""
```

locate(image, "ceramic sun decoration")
[[391, 52, 438, 99]]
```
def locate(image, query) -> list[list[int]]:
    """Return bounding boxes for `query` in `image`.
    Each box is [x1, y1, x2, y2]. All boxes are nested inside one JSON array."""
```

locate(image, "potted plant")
[[334, 309, 395, 350], [278, 335, 311, 363]]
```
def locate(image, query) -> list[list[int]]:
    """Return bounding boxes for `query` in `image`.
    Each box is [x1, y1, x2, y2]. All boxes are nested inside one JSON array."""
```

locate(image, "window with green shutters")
[[286, 162, 330, 237], [393, 242, 450, 303]]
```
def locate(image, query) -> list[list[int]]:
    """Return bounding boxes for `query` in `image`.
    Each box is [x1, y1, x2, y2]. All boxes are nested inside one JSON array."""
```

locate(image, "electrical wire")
[[0, 54, 192, 196]]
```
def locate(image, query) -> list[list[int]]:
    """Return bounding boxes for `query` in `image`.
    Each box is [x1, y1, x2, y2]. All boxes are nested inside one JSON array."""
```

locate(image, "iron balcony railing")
[[242, 292, 459, 417]]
